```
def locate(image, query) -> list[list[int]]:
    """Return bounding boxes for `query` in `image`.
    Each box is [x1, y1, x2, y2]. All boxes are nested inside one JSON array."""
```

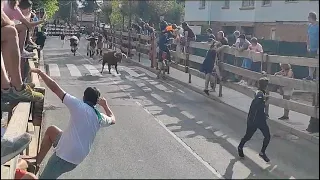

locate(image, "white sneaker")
[[21, 50, 36, 58], [1, 133, 32, 165]]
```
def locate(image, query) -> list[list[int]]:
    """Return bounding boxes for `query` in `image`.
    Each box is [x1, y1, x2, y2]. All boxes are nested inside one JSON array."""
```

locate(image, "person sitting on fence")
[[35, 26, 47, 57], [232, 30, 241, 47], [24, 68, 115, 179], [1, 9, 44, 102], [181, 22, 196, 54], [305, 11, 319, 81], [3, 0, 46, 58], [206, 28, 216, 43], [274, 63, 294, 120], [20, 1, 38, 50]]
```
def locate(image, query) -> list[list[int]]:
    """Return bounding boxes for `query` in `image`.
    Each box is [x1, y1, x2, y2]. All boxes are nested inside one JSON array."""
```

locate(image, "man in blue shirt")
[[305, 12, 319, 80]]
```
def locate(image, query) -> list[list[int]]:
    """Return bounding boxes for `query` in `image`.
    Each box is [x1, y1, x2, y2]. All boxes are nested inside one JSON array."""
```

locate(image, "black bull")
[[99, 51, 127, 74]]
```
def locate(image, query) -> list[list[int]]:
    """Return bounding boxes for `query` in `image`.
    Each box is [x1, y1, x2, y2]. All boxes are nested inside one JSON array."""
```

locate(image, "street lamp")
[[119, 3, 124, 31]]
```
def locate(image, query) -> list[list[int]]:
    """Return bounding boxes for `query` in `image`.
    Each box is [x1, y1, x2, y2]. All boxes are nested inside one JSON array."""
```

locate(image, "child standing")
[[238, 77, 271, 162]]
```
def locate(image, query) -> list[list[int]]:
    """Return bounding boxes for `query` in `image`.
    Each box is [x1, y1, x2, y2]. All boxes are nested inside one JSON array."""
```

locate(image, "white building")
[[184, 0, 319, 42]]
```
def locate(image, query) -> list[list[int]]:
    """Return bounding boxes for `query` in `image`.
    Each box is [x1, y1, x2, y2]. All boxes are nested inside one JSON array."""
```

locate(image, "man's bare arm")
[[30, 68, 66, 101]]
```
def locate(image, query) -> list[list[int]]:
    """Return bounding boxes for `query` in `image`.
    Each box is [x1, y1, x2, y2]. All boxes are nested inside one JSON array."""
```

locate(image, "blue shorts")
[[241, 58, 252, 69]]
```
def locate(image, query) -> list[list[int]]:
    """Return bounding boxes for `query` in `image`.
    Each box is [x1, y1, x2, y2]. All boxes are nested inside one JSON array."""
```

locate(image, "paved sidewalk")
[[127, 56, 319, 144]]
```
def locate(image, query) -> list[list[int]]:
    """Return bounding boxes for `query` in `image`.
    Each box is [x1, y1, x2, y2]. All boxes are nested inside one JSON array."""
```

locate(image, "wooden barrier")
[[104, 29, 319, 119], [1, 55, 45, 179]]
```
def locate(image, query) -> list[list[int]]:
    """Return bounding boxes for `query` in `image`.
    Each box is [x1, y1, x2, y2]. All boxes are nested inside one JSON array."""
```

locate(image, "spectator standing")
[[305, 12, 319, 80], [237, 34, 251, 85], [274, 63, 294, 120], [249, 37, 264, 73]]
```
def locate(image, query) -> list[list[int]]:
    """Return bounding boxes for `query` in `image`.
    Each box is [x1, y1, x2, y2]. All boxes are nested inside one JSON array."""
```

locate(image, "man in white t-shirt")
[[25, 68, 116, 179]]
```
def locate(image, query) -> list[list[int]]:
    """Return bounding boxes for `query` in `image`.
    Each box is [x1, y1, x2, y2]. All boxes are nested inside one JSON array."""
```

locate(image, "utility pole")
[[128, 0, 132, 58], [70, 1, 73, 23]]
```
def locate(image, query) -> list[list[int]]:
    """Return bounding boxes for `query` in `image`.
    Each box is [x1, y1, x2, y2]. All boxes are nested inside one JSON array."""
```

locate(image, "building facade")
[[184, 0, 319, 42]]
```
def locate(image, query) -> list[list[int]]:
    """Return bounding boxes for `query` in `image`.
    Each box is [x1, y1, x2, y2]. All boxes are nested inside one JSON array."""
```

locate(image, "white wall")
[[185, 0, 319, 22], [254, 1, 319, 22], [184, 1, 210, 22]]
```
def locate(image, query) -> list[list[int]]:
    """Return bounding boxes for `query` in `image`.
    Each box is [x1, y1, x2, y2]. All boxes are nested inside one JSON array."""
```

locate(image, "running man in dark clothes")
[[238, 77, 271, 162]]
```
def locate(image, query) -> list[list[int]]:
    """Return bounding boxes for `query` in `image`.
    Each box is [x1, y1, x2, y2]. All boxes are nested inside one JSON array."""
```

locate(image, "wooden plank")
[[28, 60, 40, 87], [140, 34, 150, 41], [2, 103, 31, 179], [221, 62, 318, 92], [223, 82, 319, 118], [268, 55, 318, 67], [27, 122, 40, 157]]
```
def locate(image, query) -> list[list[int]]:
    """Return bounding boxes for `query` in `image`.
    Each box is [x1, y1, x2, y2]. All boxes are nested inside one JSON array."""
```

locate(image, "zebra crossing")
[[46, 63, 147, 78]]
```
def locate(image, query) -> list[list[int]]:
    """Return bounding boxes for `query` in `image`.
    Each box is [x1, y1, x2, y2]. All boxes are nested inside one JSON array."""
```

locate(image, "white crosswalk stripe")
[[83, 64, 102, 76], [49, 64, 60, 77], [66, 64, 81, 77]]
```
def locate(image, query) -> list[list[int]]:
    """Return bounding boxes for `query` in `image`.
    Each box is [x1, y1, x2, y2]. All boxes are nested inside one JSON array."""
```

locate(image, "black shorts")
[[60, 35, 65, 40]]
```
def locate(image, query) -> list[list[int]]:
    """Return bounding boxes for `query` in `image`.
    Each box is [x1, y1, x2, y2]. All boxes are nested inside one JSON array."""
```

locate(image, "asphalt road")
[[39, 37, 319, 179]]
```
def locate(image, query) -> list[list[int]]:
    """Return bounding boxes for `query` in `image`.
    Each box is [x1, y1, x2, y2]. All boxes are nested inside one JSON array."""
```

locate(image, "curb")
[[126, 58, 319, 145]]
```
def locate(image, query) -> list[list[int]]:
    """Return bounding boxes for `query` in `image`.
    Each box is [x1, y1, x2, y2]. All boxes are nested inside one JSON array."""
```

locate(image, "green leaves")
[[32, 0, 59, 19]]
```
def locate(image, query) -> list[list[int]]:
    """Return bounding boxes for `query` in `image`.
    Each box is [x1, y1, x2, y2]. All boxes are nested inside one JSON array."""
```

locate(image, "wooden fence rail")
[[104, 29, 319, 119], [1, 55, 45, 179]]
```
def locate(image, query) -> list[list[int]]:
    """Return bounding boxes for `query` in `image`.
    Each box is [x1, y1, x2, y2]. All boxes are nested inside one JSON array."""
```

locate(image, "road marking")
[[154, 84, 173, 93], [150, 93, 166, 103], [181, 111, 195, 119], [83, 64, 101, 76], [122, 66, 141, 77], [48, 64, 60, 77], [66, 64, 81, 77], [135, 101, 223, 179]]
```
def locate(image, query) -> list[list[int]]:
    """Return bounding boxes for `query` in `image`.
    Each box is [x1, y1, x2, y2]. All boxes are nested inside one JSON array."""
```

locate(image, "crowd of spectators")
[[1, 0, 47, 179]]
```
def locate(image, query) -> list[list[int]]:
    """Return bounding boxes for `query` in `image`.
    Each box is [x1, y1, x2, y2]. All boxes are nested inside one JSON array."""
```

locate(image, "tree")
[[32, 0, 59, 19], [81, 0, 98, 13], [99, 3, 112, 25], [55, 1, 79, 22]]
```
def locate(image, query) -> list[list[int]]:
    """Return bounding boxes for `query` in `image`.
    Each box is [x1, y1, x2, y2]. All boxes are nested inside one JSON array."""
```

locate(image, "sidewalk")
[[127, 56, 319, 144]]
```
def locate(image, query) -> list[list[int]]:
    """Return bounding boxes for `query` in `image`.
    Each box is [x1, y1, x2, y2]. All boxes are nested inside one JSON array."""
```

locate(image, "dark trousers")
[[239, 122, 271, 153]]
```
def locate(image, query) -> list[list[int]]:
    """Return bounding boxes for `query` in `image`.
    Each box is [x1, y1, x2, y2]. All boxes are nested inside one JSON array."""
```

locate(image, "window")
[[242, 0, 255, 7], [270, 29, 276, 40], [223, 0, 230, 8], [262, 0, 271, 6], [241, 26, 254, 37], [199, 0, 206, 9]]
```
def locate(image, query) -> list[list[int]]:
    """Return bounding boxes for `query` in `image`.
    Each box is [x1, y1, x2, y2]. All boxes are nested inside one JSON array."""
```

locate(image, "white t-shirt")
[[55, 93, 112, 165]]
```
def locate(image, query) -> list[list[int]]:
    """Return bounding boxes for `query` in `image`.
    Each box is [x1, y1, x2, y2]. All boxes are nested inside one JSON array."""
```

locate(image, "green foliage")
[[32, 0, 59, 19], [81, 0, 97, 13], [102, 0, 184, 29]]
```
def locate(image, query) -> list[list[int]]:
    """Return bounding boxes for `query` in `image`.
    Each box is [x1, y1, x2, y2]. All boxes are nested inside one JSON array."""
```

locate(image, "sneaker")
[[1, 84, 44, 103], [1, 133, 32, 165], [303, 76, 314, 81], [238, 146, 244, 158], [21, 51, 36, 59], [204, 89, 209, 95], [259, 152, 270, 162], [278, 116, 289, 120]]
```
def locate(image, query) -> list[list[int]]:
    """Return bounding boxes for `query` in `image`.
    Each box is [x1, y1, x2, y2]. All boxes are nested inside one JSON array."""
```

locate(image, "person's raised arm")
[[30, 68, 66, 101], [97, 97, 116, 124], [19, 11, 46, 29]]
